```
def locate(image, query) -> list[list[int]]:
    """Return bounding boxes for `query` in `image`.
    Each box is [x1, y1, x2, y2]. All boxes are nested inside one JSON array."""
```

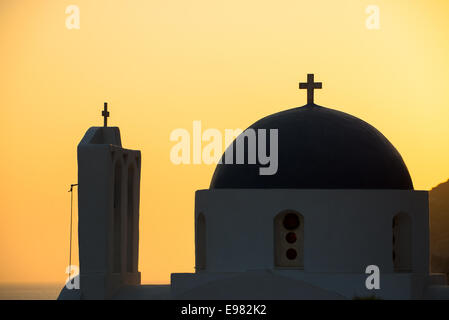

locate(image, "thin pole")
[[68, 184, 78, 283]]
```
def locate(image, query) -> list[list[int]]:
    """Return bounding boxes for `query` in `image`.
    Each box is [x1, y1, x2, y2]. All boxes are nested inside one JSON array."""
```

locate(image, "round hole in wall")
[[283, 213, 300, 230], [286, 248, 297, 260], [285, 232, 297, 243]]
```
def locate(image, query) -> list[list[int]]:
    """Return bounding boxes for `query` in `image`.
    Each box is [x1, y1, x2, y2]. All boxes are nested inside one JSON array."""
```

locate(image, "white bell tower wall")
[[77, 127, 141, 299]]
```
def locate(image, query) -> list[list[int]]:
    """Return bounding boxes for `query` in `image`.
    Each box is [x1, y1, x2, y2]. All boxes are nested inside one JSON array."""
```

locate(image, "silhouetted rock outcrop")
[[430, 179, 449, 282]]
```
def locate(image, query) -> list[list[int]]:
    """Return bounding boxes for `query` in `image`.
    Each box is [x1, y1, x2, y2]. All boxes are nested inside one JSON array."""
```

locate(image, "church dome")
[[210, 104, 413, 190]]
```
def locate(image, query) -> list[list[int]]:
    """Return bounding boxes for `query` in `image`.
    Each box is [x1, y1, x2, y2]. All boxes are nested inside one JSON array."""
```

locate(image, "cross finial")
[[102, 102, 109, 127], [299, 74, 322, 105]]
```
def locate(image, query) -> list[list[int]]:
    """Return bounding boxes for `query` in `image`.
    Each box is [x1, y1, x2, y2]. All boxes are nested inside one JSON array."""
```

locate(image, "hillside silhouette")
[[430, 178, 449, 282]]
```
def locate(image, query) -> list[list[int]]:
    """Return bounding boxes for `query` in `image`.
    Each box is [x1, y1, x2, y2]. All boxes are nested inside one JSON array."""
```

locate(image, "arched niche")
[[196, 213, 206, 271], [112, 160, 123, 274], [392, 212, 412, 272], [126, 164, 135, 273]]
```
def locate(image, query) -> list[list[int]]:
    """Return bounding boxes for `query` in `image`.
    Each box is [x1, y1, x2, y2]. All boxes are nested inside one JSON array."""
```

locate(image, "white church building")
[[59, 76, 449, 300]]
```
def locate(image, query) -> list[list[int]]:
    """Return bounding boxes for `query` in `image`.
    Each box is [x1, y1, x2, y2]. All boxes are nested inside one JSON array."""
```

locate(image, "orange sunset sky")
[[0, 0, 448, 285]]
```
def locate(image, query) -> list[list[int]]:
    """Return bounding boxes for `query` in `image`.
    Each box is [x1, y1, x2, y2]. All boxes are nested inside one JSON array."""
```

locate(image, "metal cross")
[[299, 74, 322, 105], [102, 102, 109, 127]]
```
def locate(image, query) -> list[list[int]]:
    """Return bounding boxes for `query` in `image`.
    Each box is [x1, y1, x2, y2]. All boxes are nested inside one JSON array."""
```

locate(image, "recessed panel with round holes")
[[274, 211, 304, 268]]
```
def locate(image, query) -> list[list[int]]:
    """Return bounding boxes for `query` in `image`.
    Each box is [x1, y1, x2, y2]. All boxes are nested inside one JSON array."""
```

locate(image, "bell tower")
[[77, 104, 141, 299]]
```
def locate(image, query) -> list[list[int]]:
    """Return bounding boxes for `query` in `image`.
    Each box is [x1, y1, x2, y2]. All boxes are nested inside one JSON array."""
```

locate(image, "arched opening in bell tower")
[[113, 161, 123, 274]]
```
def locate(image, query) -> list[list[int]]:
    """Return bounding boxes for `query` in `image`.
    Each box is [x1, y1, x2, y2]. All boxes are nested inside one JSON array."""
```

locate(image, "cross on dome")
[[299, 74, 322, 105], [102, 102, 109, 127]]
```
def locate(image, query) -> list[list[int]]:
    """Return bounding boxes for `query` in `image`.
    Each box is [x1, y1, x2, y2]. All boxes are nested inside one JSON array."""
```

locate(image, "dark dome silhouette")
[[210, 104, 413, 190]]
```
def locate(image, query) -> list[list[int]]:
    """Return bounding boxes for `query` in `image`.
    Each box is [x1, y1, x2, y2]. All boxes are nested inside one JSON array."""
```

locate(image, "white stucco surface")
[[194, 189, 429, 274], [58, 126, 449, 300]]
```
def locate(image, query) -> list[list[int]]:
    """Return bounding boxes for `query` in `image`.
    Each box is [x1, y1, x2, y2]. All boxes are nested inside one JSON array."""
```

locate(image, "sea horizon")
[[0, 283, 64, 300]]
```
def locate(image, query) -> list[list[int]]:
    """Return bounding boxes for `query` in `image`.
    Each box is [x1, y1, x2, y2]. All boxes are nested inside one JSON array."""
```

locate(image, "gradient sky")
[[0, 0, 448, 285]]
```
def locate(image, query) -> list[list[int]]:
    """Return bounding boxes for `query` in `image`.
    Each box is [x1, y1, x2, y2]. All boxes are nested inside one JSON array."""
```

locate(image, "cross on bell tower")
[[299, 74, 322, 105], [102, 102, 109, 127]]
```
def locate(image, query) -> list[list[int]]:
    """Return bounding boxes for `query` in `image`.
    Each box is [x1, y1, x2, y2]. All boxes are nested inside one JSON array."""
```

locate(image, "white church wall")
[[78, 143, 114, 274], [78, 127, 141, 299], [194, 189, 429, 275], [172, 271, 346, 300], [171, 271, 423, 299]]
